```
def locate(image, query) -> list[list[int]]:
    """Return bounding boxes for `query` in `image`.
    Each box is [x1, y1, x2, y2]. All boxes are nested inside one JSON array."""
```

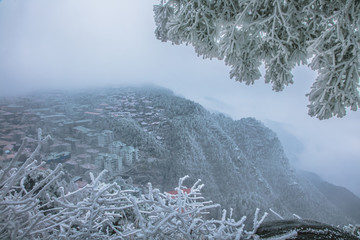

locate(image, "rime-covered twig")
[[1, 130, 297, 239]]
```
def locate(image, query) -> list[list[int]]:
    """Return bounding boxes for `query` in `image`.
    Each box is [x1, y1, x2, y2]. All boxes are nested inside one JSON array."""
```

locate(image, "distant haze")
[[0, 0, 359, 197]]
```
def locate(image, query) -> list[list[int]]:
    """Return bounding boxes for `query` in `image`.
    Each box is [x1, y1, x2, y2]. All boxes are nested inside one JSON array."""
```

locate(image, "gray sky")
[[0, 0, 359, 197]]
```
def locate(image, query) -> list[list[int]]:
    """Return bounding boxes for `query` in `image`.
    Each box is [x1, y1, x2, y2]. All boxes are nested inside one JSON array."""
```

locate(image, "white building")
[[109, 141, 126, 155], [121, 146, 138, 166], [98, 130, 114, 147], [97, 153, 123, 176], [103, 130, 114, 143]]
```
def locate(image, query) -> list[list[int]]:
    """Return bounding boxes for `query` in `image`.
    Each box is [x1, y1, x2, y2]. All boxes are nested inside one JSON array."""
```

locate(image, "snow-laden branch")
[[0, 130, 305, 239], [154, 0, 360, 119]]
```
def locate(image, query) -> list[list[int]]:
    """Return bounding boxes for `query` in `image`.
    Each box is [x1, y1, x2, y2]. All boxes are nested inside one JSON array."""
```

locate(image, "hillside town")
[[0, 88, 169, 188]]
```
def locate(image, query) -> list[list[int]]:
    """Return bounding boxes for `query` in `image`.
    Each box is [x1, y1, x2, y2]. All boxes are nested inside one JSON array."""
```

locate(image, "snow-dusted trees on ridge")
[[344, 224, 360, 238], [154, 0, 360, 119], [2, 129, 302, 239]]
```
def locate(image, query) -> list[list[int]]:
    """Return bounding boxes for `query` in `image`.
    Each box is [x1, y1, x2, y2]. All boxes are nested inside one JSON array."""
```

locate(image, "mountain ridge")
[[93, 86, 355, 225], [1, 86, 357, 226], [299, 170, 360, 223]]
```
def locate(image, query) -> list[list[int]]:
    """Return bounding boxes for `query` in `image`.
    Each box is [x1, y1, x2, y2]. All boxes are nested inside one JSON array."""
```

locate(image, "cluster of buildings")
[[42, 119, 140, 180], [0, 89, 170, 185], [98, 91, 169, 139], [0, 102, 34, 163], [0, 88, 173, 189]]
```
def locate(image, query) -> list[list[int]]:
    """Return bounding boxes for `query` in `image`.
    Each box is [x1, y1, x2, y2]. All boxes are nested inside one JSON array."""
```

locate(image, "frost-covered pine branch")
[[154, 0, 360, 119]]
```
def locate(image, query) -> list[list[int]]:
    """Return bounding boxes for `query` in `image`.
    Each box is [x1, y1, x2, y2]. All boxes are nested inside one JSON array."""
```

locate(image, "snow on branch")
[[343, 224, 360, 239], [0, 129, 61, 240], [154, 0, 360, 119], [0, 130, 302, 239]]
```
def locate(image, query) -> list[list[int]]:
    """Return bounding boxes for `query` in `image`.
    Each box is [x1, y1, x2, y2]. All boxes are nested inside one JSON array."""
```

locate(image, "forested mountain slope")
[[299, 170, 360, 223], [3, 86, 354, 226], [94, 87, 354, 225]]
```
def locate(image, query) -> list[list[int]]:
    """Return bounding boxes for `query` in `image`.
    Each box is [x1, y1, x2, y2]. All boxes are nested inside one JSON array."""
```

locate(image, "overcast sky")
[[0, 0, 359, 197]]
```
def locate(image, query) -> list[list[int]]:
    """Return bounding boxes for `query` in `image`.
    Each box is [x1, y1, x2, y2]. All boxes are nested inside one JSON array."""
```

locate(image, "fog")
[[0, 0, 359, 197]]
